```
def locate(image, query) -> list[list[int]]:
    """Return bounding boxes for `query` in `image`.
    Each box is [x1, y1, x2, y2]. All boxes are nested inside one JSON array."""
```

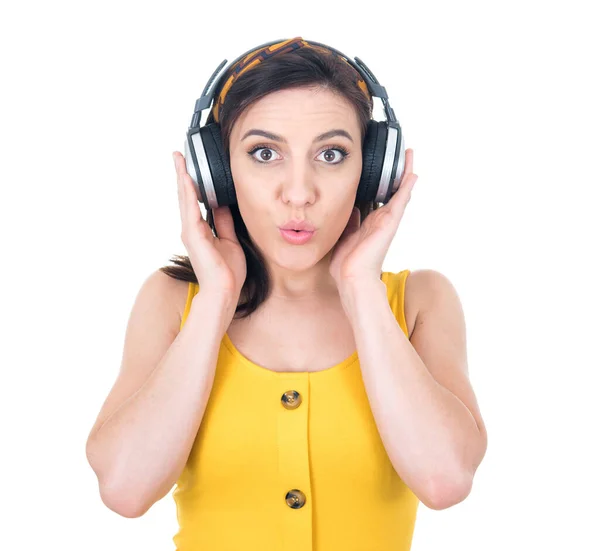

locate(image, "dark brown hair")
[[160, 46, 381, 319]]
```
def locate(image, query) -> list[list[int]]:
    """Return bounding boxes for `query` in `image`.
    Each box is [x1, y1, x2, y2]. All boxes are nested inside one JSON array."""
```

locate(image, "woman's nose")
[[280, 162, 316, 206]]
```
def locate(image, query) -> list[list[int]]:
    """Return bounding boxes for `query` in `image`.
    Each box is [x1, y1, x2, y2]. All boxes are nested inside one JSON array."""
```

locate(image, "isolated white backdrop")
[[1, 1, 599, 549]]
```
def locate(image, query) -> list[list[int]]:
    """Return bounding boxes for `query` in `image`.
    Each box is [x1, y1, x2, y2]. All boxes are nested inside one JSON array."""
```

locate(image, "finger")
[[174, 152, 187, 226], [402, 173, 418, 201], [389, 173, 418, 216], [175, 152, 207, 244], [212, 206, 240, 244], [176, 152, 206, 222], [405, 148, 413, 175], [395, 148, 412, 191], [399, 148, 414, 189]]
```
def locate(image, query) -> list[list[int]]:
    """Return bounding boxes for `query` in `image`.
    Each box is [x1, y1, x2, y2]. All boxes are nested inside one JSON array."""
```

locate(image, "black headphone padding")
[[356, 120, 388, 203], [200, 123, 237, 207]]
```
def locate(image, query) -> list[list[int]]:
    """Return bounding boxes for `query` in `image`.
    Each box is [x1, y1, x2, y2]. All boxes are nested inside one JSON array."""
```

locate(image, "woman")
[[85, 37, 487, 550]]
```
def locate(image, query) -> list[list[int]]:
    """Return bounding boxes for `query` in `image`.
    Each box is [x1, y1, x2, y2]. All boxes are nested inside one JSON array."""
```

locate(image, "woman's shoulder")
[[403, 268, 459, 337], [382, 268, 452, 340], [146, 270, 195, 330], [404, 268, 458, 304]]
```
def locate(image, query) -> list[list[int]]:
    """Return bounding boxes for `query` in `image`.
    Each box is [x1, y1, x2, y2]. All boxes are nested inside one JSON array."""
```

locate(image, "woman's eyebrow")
[[241, 128, 354, 144]]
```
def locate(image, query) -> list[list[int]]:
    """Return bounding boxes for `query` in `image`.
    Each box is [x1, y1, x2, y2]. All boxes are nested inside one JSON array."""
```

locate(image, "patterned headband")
[[210, 36, 372, 124]]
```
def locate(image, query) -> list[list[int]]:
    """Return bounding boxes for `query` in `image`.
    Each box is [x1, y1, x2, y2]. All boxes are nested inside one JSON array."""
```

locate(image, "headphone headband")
[[184, 37, 405, 211], [190, 36, 398, 128]]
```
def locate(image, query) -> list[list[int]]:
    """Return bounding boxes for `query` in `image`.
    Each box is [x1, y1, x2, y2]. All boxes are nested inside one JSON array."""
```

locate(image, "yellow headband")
[[210, 36, 372, 123]]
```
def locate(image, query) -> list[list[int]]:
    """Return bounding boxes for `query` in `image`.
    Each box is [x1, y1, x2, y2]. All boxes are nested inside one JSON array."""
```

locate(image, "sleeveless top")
[[171, 270, 419, 550]]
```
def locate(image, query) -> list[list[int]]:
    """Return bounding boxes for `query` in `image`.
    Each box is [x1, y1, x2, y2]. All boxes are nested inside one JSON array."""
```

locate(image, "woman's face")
[[228, 86, 363, 272]]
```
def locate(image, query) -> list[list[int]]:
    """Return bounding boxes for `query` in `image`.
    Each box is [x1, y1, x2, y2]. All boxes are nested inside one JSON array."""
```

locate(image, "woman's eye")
[[316, 148, 347, 164], [249, 147, 281, 164], [248, 146, 348, 165]]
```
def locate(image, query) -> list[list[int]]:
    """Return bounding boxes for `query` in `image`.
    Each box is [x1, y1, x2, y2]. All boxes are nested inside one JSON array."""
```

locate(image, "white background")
[[1, 0, 599, 549]]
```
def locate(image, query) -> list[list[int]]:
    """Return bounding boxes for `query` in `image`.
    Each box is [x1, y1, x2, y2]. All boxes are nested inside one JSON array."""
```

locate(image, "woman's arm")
[[339, 270, 487, 510], [86, 274, 236, 518]]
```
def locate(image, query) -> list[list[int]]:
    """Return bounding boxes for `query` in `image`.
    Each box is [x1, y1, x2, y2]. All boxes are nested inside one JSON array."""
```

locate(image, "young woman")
[[86, 38, 487, 550]]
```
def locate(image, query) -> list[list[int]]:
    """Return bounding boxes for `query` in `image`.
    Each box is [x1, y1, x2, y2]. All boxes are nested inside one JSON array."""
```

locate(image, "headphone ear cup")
[[199, 123, 237, 207], [357, 120, 388, 204]]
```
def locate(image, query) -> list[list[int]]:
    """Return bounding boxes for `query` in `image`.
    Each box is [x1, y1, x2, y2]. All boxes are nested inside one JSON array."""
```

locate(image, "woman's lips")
[[279, 228, 315, 245]]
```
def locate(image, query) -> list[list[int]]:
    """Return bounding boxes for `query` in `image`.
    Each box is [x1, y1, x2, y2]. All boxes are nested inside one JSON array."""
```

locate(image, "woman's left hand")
[[329, 148, 418, 288]]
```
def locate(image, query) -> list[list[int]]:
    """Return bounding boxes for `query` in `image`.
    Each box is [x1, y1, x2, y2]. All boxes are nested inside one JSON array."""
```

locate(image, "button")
[[281, 390, 302, 409], [285, 489, 306, 509]]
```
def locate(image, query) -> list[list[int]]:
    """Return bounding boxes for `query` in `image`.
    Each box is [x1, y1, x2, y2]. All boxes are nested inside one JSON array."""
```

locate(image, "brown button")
[[281, 390, 302, 409], [285, 489, 306, 509]]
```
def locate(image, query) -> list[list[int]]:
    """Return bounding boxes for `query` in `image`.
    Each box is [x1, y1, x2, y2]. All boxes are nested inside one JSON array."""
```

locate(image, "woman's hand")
[[174, 151, 247, 300], [329, 148, 418, 287]]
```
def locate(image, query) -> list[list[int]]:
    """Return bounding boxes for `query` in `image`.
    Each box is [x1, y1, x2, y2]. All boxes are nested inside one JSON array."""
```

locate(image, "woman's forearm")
[[86, 290, 235, 517]]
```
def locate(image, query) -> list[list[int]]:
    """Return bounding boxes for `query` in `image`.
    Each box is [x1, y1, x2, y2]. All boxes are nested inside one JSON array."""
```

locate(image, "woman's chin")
[[271, 243, 324, 270]]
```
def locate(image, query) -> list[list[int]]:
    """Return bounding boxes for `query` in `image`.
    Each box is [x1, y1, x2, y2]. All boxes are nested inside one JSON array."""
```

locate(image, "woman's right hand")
[[173, 151, 247, 301]]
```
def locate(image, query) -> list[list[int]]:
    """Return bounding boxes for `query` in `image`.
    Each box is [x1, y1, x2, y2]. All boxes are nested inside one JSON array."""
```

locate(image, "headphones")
[[183, 37, 405, 210]]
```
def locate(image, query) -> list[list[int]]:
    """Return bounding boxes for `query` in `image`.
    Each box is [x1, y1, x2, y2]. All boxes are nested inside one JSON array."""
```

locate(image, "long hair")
[[160, 46, 381, 319]]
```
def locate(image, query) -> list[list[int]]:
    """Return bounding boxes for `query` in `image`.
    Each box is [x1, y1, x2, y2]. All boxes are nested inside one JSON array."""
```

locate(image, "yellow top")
[[172, 270, 419, 550]]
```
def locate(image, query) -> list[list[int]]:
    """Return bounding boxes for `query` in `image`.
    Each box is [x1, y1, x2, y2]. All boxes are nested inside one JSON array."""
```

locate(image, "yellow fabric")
[[172, 270, 419, 550]]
